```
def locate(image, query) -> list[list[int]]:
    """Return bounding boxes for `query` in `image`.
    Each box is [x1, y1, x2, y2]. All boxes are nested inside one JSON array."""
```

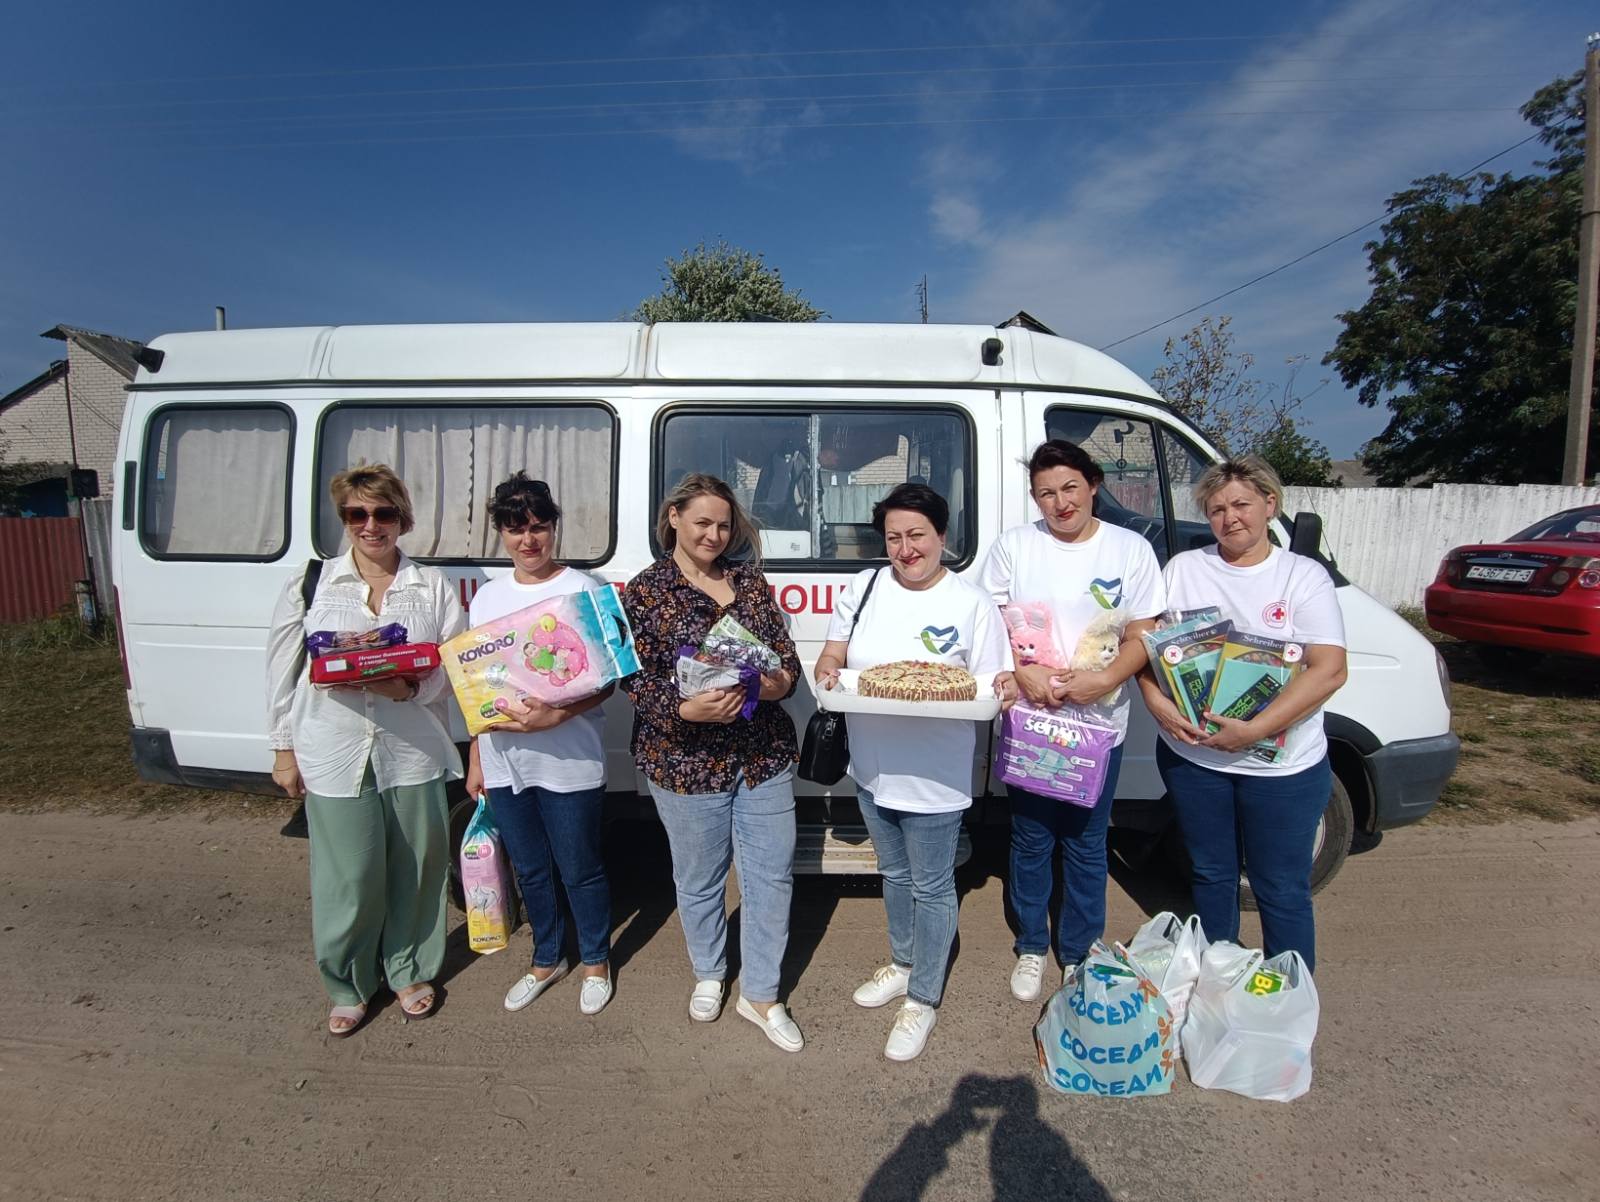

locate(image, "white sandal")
[[327, 1003, 366, 1037]]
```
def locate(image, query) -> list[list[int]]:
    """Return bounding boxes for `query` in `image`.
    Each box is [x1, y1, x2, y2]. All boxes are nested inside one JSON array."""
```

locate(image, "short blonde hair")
[[1193, 454, 1284, 516], [330, 463, 415, 534], [655, 472, 761, 566]]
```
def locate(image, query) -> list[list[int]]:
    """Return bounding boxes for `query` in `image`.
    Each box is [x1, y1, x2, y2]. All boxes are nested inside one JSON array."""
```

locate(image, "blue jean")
[[647, 768, 796, 1004], [1007, 742, 1125, 967], [486, 784, 611, 969], [857, 788, 965, 1008], [1157, 742, 1331, 972]]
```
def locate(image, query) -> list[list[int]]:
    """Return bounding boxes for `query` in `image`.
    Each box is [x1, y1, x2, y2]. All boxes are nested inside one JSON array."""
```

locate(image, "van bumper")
[[1363, 732, 1460, 830], [131, 726, 280, 795]]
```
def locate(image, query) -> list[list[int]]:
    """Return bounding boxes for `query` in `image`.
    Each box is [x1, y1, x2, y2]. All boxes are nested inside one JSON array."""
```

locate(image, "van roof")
[[133, 321, 1163, 401]]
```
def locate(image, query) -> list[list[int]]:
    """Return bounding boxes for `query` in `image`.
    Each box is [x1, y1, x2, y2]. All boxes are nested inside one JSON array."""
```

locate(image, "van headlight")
[[1435, 648, 1452, 713]]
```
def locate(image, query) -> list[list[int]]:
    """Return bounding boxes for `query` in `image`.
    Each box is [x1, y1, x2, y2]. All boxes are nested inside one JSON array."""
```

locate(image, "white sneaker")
[[689, 978, 725, 1022], [853, 963, 911, 1009], [504, 962, 569, 1012], [578, 971, 613, 1015], [735, 996, 804, 1053], [1010, 953, 1047, 1002], [884, 1000, 938, 1061]]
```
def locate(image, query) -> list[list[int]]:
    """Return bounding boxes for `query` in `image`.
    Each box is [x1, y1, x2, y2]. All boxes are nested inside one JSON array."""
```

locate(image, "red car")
[[1425, 504, 1600, 659]]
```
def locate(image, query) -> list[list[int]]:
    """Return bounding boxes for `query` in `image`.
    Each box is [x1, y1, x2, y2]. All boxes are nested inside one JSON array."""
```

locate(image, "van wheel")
[[447, 794, 523, 931], [1162, 774, 1355, 911]]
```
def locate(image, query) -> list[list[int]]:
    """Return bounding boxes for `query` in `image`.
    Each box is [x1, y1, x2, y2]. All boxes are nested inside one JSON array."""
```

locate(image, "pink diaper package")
[[440, 585, 641, 736]]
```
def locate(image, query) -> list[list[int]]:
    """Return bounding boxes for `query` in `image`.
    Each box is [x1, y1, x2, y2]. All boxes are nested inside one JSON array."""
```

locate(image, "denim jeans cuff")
[[908, 993, 942, 1008]]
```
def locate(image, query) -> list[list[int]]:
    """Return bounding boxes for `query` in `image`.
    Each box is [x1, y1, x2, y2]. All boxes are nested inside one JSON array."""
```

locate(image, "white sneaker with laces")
[[579, 972, 613, 1015], [735, 996, 804, 1053], [884, 1000, 938, 1061], [852, 963, 912, 1009], [1010, 953, 1047, 1002], [689, 978, 725, 1022], [504, 962, 569, 1012]]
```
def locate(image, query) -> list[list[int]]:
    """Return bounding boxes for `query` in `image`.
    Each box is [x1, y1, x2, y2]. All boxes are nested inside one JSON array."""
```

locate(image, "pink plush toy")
[[1002, 602, 1067, 669], [523, 613, 590, 685]]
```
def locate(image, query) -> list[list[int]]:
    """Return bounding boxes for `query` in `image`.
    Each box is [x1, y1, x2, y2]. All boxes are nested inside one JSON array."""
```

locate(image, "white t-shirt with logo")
[[469, 567, 607, 794], [828, 568, 1012, 814], [1159, 544, 1346, 776], [976, 519, 1166, 743]]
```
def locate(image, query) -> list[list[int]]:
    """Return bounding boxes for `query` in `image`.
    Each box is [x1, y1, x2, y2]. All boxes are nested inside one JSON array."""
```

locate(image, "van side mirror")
[[1289, 511, 1322, 558]]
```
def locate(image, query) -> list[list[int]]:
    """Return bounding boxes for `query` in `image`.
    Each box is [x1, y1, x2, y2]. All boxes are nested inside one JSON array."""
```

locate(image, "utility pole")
[[916, 275, 929, 324], [1563, 34, 1600, 485]]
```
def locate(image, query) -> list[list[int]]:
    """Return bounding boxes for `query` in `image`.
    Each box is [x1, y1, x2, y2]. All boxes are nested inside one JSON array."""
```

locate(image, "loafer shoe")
[[689, 978, 725, 1022], [579, 972, 613, 1015], [1010, 953, 1047, 1002], [853, 963, 911, 1009], [885, 1000, 937, 1062], [504, 962, 569, 1012], [735, 996, 804, 1053]]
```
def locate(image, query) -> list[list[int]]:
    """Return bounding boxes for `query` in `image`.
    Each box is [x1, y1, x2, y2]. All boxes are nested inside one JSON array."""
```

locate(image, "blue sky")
[[0, 0, 1589, 457]]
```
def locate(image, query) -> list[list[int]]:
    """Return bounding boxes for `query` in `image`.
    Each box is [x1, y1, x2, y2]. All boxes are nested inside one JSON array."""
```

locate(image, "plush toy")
[[524, 613, 590, 685], [1002, 602, 1067, 669], [1069, 610, 1127, 705]]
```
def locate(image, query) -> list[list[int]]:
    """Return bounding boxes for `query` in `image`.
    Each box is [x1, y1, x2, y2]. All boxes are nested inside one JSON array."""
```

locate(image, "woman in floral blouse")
[[622, 473, 805, 1053]]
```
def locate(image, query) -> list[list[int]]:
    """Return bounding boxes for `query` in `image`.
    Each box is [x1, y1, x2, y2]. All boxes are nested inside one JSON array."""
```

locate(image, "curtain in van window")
[[318, 406, 613, 561], [144, 408, 290, 556]]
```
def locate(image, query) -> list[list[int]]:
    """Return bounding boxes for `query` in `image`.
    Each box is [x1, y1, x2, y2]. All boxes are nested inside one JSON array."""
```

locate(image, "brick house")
[[0, 325, 143, 514]]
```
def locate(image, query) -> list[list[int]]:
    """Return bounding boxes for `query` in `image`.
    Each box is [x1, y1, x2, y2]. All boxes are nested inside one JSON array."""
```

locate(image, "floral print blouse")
[[622, 555, 802, 795]]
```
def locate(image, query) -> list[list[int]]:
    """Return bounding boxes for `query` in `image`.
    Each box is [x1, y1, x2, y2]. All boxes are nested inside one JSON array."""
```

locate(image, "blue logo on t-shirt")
[[1089, 578, 1124, 610], [920, 625, 959, 654]]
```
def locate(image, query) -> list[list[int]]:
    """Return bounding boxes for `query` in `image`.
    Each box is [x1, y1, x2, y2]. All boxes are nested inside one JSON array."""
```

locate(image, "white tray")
[[816, 669, 1002, 721]]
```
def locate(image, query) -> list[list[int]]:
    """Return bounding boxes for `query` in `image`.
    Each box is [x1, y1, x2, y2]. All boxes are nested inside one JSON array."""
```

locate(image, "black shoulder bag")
[[797, 568, 881, 785], [279, 558, 324, 840]]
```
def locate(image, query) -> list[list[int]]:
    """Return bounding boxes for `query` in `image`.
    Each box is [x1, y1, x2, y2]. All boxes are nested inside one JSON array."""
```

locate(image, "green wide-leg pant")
[[305, 764, 450, 1006]]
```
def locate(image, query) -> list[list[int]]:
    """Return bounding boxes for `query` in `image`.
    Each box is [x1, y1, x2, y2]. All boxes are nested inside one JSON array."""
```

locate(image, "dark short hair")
[[489, 471, 561, 530], [871, 482, 949, 536], [1026, 439, 1105, 488]]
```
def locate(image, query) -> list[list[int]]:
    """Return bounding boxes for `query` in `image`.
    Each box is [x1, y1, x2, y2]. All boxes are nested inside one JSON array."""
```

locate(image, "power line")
[[78, 71, 1528, 135], [3, 55, 1528, 118], [193, 105, 1515, 153], [1096, 131, 1544, 351]]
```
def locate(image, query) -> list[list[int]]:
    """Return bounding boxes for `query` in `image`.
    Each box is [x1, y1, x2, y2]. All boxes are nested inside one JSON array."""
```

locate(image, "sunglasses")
[[340, 505, 402, 526]]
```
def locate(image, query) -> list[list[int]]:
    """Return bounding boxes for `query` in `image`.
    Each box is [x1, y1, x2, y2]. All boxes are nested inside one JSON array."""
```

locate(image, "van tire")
[[1162, 773, 1355, 911]]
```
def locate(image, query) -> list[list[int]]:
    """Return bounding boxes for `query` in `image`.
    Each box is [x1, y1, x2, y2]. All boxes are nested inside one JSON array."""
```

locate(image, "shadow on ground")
[[859, 1072, 1112, 1202]]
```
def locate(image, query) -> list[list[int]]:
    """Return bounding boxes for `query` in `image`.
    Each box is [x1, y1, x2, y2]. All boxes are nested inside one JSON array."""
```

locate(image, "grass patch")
[[0, 619, 292, 820]]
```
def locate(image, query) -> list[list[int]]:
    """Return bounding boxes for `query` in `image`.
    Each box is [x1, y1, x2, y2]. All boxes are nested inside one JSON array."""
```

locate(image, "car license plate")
[[1466, 565, 1534, 583]]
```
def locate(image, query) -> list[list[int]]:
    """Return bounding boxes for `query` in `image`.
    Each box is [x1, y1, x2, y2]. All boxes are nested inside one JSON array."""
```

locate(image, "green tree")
[[633, 239, 824, 323], [1150, 315, 1340, 485], [1324, 72, 1595, 485]]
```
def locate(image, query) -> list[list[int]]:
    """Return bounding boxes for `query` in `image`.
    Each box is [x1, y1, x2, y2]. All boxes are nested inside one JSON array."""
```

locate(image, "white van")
[[112, 321, 1459, 891]]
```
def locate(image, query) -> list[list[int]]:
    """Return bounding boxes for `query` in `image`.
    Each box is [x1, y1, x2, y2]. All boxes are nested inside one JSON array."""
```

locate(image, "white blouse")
[[265, 551, 467, 796]]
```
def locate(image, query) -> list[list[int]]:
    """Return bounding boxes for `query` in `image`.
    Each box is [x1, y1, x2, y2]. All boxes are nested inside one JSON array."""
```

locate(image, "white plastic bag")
[[1125, 912, 1208, 1056], [1182, 942, 1320, 1102], [1034, 941, 1177, 1098]]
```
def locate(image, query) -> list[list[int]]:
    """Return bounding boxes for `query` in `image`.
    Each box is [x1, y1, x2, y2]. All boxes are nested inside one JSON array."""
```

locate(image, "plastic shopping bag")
[[1124, 912, 1209, 1057], [459, 796, 514, 955], [1034, 941, 1177, 1098], [1182, 942, 1320, 1102]]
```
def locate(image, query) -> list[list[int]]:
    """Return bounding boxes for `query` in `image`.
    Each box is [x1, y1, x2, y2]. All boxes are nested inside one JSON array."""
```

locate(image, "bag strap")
[[843, 567, 882, 645], [291, 558, 325, 681]]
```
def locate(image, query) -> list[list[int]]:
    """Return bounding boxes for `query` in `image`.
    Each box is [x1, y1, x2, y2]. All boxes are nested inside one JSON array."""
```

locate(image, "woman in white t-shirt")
[[814, 483, 1011, 1062], [463, 473, 615, 1017], [1137, 456, 1348, 972], [977, 440, 1165, 1005]]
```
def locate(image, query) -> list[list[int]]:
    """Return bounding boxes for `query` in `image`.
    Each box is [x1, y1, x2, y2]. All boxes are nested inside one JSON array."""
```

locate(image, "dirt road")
[[1, 810, 1595, 1202]]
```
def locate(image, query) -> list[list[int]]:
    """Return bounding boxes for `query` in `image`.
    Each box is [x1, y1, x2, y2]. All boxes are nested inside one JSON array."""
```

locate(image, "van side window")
[[316, 404, 615, 564], [658, 408, 973, 565], [140, 406, 292, 559], [1158, 429, 1219, 555], [1044, 408, 1173, 563]]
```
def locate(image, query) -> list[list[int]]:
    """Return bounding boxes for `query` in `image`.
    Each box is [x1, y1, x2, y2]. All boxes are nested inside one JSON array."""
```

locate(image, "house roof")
[[0, 359, 68, 415], [41, 323, 145, 380]]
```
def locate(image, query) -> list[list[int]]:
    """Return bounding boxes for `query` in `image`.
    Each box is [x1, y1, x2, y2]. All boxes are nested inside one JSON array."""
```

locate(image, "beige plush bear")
[[1067, 610, 1126, 706]]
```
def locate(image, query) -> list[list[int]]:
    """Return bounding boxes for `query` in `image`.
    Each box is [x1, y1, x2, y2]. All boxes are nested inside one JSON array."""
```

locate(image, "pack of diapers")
[[440, 585, 641, 736]]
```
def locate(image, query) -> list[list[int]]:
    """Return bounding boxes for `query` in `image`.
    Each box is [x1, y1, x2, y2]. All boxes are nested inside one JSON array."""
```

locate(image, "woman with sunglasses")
[[265, 463, 466, 1037], [463, 474, 615, 1017]]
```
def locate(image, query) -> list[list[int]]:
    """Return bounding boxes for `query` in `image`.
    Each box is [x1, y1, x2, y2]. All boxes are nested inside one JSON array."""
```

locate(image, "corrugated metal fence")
[[1284, 483, 1600, 608], [0, 517, 87, 624]]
